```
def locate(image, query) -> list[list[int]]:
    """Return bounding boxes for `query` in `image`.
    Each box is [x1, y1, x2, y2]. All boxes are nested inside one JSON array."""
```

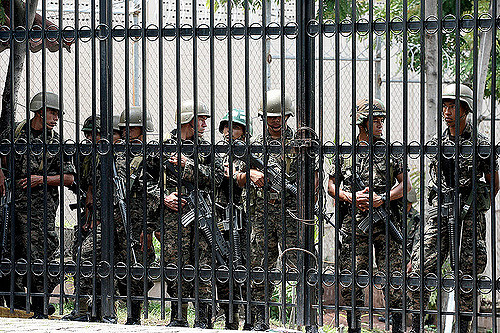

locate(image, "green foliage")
[[0, 3, 6, 26], [269, 283, 295, 326]]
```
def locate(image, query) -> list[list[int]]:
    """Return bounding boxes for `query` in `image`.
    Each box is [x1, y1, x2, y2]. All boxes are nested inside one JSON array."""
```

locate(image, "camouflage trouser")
[[339, 231, 404, 321], [249, 199, 298, 318], [410, 212, 487, 313], [0, 211, 59, 310]]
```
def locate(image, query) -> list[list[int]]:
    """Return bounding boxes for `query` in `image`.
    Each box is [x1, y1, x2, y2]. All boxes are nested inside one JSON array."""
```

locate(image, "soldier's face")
[[442, 99, 467, 128], [267, 115, 289, 135], [84, 130, 101, 142], [44, 108, 59, 130], [122, 126, 143, 142], [371, 116, 384, 137], [223, 123, 245, 141]]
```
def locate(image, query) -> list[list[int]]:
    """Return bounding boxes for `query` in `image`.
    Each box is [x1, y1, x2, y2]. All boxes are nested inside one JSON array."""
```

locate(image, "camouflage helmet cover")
[[29, 92, 61, 113], [82, 115, 101, 133], [442, 83, 473, 113], [177, 100, 210, 125], [118, 105, 154, 132], [258, 89, 295, 117], [218, 108, 253, 136], [407, 187, 417, 203], [355, 98, 386, 125]]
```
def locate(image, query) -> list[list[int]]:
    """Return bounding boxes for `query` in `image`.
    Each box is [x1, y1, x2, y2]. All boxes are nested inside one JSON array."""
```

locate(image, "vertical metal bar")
[[296, 0, 315, 326], [317, 0, 324, 325]]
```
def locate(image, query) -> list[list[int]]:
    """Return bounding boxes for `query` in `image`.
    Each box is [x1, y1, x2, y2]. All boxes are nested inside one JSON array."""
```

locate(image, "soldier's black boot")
[[459, 315, 472, 333], [30, 296, 55, 319], [223, 304, 239, 330], [166, 302, 188, 327], [409, 314, 420, 333], [391, 313, 403, 333], [346, 312, 361, 333], [194, 303, 213, 329], [62, 298, 89, 322], [252, 306, 269, 331], [125, 301, 142, 325]]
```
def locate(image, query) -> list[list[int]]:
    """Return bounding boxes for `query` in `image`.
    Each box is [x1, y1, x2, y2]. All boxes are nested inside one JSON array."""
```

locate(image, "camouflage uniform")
[[157, 129, 223, 327], [0, 121, 75, 312], [240, 126, 298, 327], [410, 122, 496, 314], [329, 138, 405, 327]]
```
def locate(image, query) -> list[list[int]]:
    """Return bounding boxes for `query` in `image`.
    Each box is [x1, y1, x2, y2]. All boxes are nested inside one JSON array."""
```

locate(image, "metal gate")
[[0, 0, 498, 332]]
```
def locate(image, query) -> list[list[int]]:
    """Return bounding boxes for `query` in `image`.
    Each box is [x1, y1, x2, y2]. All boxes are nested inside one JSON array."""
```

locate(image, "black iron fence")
[[0, 0, 498, 332]]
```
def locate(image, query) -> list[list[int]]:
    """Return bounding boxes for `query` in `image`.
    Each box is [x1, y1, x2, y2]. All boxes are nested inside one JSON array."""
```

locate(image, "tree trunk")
[[0, 0, 39, 135], [424, 0, 438, 141]]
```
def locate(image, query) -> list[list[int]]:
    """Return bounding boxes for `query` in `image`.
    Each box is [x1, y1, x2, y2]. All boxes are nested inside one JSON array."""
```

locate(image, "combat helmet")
[[82, 115, 101, 133], [442, 83, 473, 113], [355, 98, 386, 125], [118, 105, 154, 132], [29, 92, 61, 113], [112, 115, 121, 132], [218, 108, 253, 137], [258, 89, 295, 117], [177, 100, 210, 125]]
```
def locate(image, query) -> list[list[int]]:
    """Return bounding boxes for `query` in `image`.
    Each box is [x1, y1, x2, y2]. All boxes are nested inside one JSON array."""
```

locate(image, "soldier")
[[327, 98, 410, 333], [155, 100, 223, 328], [233, 90, 299, 330], [408, 84, 499, 333], [0, 92, 75, 318], [116, 106, 158, 325], [216, 109, 252, 330]]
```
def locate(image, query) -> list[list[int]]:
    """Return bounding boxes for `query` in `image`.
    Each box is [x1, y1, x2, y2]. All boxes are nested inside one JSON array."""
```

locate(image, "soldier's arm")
[[235, 169, 264, 188], [485, 171, 500, 197], [327, 176, 351, 203]]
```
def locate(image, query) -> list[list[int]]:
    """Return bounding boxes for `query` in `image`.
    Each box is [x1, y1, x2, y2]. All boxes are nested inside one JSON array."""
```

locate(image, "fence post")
[[295, 0, 316, 328]]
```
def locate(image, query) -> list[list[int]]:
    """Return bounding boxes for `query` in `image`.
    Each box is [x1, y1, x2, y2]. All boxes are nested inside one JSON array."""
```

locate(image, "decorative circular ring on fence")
[[459, 140, 473, 159], [408, 140, 421, 159], [147, 140, 160, 157], [181, 140, 195, 158], [233, 141, 247, 159], [322, 267, 335, 287], [0, 258, 12, 275], [112, 25, 126, 42], [199, 141, 212, 159], [249, 22, 263, 40], [266, 22, 281, 40], [63, 139, 76, 156], [323, 20, 335, 38], [95, 24, 110, 41], [442, 140, 455, 159], [286, 267, 299, 286], [478, 275, 492, 295], [306, 20, 319, 38], [234, 265, 247, 284], [373, 18, 386, 36], [96, 138, 111, 155], [163, 23, 176, 41], [339, 19, 353, 37], [340, 141, 353, 159], [47, 138, 60, 156], [15, 258, 28, 276], [356, 269, 370, 288], [130, 24, 143, 42], [339, 269, 352, 288], [64, 259, 76, 277], [216, 265, 229, 284], [197, 23, 210, 41], [31, 138, 44, 156], [408, 16, 421, 35], [252, 266, 265, 285], [165, 263, 178, 282], [32, 258, 45, 277], [407, 271, 421, 292], [373, 271, 387, 290], [97, 261, 111, 278], [231, 22, 245, 40], [391, 141, 404, 159], [356, 18, 370, 37], [424, 16, 439, 35], [131, 263, 145, 280], [80, 139, 93, 156], [29, 25, 42, 44], [424, 272, 438, 292], [79, 26, 92, 43], [373, 140, 387, 159], [46, 24, 59, 43], [81, 260, 94, 278], [14, 138, 27, 155], [425, 140, 438, 159], [48, 260, 60, 278], [479, 13, 493, 32], [199, 264, 212, 283], [441, 272, 454, 293], [268, 139, 282, 159], [0, 139, 11, 156], [285, 22, 299, 39], [269, 267, 282, 286], [478, 141, 491, 159], [356, 141, 369, 159], [214, 23, 227, 41], [14, 25, 28, 43], [215, 140, 228, 160], [306, 268, 318, 287], [148, 262, 160, 280], [460, 14, 474, 33], [459, 274, 474, 294], [390, 271, 403, 290], [129, 141, 144, 157], [114, 261, 127, 280], [146, 24, 160, 41], [442, 14, 457, 33], [182, 264, 195, 283], [0, 26, 10, 43]]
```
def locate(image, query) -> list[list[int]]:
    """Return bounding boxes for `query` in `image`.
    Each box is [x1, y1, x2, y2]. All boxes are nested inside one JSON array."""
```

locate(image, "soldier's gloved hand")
[[249, 169, 265, 188], [164, 191, 187, 211], [168, 153, 188, 168], [18, 175, 43, 189]]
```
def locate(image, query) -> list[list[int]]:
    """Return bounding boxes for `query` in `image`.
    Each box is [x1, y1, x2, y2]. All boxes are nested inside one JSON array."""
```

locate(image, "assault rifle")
[[352, 174, 404, 244], [164, 161, 230, 266], [432, 186, 459, 270], [113, 160, 138, 264], [0, 178, 11, 276], [216, 203, 244, 266]]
